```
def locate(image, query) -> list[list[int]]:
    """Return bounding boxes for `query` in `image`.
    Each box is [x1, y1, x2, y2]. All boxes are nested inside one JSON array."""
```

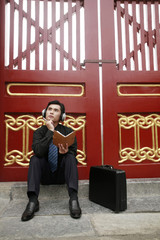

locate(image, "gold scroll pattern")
[[118, 114, 160, 163], [5, 115, 86, 167]]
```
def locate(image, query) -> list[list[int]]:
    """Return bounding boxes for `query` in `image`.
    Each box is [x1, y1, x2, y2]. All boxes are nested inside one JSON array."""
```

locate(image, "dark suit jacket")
[[32, 124, 77, 161]]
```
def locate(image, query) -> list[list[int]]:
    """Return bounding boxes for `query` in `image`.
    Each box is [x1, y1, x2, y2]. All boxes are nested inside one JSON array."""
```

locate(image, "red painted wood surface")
[[1, 0, 160, 181], [35, 0, 40, 70], [101, 0, 160, 178], [155, 1, 160, 71], [0, 0, 101, 181]]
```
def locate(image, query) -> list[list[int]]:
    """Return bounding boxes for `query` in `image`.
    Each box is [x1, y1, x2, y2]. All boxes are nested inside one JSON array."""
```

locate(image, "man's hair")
[[45, 100, 65, 121]]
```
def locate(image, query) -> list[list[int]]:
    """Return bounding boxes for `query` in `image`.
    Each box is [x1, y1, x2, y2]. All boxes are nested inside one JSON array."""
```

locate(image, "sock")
[[28, 192, 38, 203], [69, 188, 78, 201]]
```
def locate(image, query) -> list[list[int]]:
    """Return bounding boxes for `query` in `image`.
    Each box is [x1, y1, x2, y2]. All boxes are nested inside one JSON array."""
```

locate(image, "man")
[[21, 100, 81, 221]]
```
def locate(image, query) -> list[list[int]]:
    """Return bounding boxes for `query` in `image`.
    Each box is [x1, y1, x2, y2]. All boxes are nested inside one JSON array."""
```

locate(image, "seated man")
[[21, 100, 81, 221]]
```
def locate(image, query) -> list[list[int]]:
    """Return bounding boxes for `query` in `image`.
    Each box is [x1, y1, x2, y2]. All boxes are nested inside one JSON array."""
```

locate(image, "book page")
[[53, 130, 76, 147]]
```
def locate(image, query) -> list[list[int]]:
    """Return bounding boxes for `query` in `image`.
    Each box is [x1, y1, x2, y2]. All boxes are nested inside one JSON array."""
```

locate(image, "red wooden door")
[[101, 0, 160, 178], [1, 0, 159, 181], [0, 0, 101, 181]]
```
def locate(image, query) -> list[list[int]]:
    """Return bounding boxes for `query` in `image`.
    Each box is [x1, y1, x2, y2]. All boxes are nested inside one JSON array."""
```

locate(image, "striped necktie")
[[48, 143, 58, 173]]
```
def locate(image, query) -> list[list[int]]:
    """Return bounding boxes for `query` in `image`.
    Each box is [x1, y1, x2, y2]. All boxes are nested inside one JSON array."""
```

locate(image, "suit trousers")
[[27, 153, 78, 197]]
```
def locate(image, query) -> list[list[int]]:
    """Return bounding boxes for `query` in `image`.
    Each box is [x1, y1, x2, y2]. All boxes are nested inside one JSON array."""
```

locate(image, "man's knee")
[[29, 155, 41, 168], [30, 155, 38, 163], [64, 154, 77, 166]]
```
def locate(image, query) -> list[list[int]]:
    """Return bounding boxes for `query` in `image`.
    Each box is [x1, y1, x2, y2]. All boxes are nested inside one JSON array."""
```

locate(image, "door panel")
[[0, 0, 101, 181], [101, 0, 160, 178]]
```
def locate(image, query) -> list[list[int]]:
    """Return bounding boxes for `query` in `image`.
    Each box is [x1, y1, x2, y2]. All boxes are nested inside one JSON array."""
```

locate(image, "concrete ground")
[[0, 179, 160, 240]]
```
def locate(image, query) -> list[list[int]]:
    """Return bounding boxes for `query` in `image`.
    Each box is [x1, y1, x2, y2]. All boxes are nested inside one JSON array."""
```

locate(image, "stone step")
[[0, 179, 160, 240], [0, 178, 160, 200], [127, 178, 160, 197]]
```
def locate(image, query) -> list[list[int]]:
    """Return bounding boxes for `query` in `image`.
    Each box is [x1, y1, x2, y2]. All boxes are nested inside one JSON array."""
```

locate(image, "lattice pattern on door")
[[114, 0, 160, 71], [5, 0, 85, 70]]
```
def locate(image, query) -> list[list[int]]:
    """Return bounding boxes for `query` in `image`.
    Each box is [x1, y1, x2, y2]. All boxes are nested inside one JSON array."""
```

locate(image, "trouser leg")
[[27, 153, 78, 197], [27, 155, 47, 197], [61, 153, 78, 193]]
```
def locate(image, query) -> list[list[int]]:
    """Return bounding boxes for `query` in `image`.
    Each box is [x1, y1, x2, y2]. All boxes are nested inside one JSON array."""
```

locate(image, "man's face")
[[45, 104, 61, 123]]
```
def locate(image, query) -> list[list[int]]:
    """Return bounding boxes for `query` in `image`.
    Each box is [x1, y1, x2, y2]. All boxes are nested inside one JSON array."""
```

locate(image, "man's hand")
[[45, 119, 55, 132], [58, 143, 68, 154]]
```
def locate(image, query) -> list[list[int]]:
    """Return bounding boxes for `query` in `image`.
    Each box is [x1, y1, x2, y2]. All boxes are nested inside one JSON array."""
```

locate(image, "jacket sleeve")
[[32, 127, 53, 158]]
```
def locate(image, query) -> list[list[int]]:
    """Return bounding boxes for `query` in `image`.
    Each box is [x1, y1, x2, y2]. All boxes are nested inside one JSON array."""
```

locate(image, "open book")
[[53, 130, 76, 147]]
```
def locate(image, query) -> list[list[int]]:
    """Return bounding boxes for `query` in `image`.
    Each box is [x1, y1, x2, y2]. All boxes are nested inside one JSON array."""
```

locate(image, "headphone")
[[42, 101, 66, 122]]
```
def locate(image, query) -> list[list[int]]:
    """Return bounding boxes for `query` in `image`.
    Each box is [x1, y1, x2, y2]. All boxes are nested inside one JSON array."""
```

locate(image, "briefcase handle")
[[102, 165, 114, 170]]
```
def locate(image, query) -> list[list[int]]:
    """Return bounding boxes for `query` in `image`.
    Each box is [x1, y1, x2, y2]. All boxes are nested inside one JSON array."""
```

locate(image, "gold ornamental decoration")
[[64, 115, 86, 165], [5, 115, 86, 167], [117, 84, 160, 97], [7, 83, 84, 97], [118, 114, 160, 163]]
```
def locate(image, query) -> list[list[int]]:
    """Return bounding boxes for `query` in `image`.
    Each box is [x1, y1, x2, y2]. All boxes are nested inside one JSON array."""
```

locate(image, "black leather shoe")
[[69, 199, 82, 219], [21, 201, 39, 221]]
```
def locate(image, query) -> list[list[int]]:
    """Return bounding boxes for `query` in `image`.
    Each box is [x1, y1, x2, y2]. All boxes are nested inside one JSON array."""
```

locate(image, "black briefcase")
[[89, 165, 127, 213]]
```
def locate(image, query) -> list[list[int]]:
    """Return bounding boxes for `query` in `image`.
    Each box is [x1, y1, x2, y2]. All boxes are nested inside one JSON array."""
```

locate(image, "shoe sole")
[[70, 212, 82, 219]]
